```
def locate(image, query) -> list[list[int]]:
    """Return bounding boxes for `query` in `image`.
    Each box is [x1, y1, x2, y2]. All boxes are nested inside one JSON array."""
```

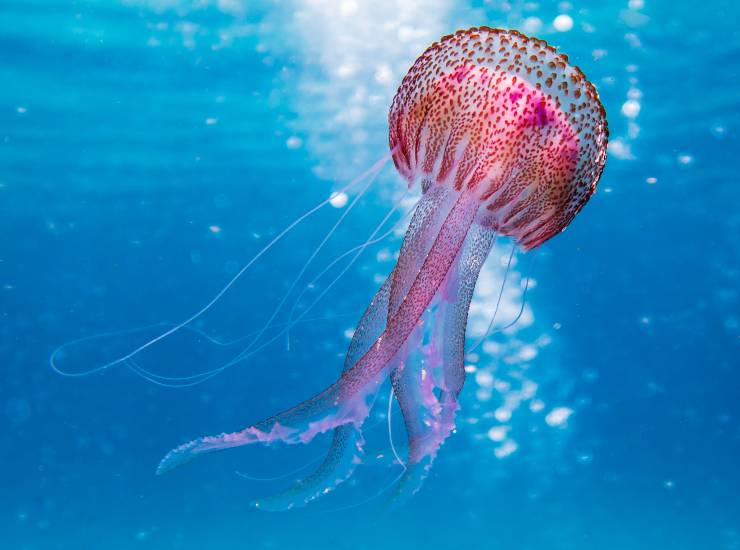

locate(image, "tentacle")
[[155, 377, 368, 475], [233, 166, 379, 365], [157, 192, 479, 485], [390, 323, 441, 465], [51, 153, 394, 381], [438, 222, 497, 394], [387, 220, 496, 504], [466, 243, 516, 355], [387, 389, 461, 500], [370, 184, 469, 499], [252, 424, 365, 511], [388, 184, 458, 316], [251, 277, 394, 510], [285, 189, 412, 350], [333, 190, 480, 393]]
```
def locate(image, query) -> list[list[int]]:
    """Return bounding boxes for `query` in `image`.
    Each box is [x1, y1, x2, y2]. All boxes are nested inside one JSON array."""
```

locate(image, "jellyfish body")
[[156, 27, 608, 509]]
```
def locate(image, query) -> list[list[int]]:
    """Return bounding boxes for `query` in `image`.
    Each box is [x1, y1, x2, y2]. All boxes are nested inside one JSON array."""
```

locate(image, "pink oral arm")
[[388, 184, 457, 316], [253, 188, 470, 509], [388, 221, 496, 503], [251, 277, 394, 511], [157, 192, 478, 492]]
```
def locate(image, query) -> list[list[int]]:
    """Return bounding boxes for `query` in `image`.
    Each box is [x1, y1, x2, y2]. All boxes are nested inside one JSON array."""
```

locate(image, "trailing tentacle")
[[387, 218, 495, 504], [251, 277, 394, 510], [157, 191, 478, 476]]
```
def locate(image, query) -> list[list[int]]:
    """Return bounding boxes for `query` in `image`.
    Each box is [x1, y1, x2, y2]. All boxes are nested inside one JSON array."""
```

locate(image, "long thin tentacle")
[[102, 193, 411, 389], [285, 189, 412, 351], [236, 165, 380, 366], [128, 187, 456, 388], [137, 196, 413, 388], [49, 152, 393, 379]]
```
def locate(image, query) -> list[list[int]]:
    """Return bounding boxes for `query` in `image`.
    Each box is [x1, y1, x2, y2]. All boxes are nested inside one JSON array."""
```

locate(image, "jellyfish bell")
[[390, 27, 608, 251], [53, 27, 608, 511]]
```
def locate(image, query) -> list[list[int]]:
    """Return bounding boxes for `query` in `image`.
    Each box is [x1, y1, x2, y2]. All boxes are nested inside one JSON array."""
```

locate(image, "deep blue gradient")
[[1, 1, 738, 549]]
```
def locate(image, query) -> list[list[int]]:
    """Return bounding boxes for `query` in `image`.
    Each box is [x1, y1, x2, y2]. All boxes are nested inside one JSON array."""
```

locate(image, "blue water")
[[2, 1, 738, 548]]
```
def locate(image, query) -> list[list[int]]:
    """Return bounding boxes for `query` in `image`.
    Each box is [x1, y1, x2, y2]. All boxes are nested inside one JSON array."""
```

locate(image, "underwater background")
[[1, 0, 738, 548]]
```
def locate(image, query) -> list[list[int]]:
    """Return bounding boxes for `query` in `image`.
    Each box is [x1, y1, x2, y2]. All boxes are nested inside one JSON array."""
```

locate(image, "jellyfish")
[[153, 27, 608, 510]]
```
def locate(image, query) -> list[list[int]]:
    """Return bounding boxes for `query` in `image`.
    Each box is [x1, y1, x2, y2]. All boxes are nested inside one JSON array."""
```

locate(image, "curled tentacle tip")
[[155, 439, 199, 475], [155, 454, 177, 475]]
